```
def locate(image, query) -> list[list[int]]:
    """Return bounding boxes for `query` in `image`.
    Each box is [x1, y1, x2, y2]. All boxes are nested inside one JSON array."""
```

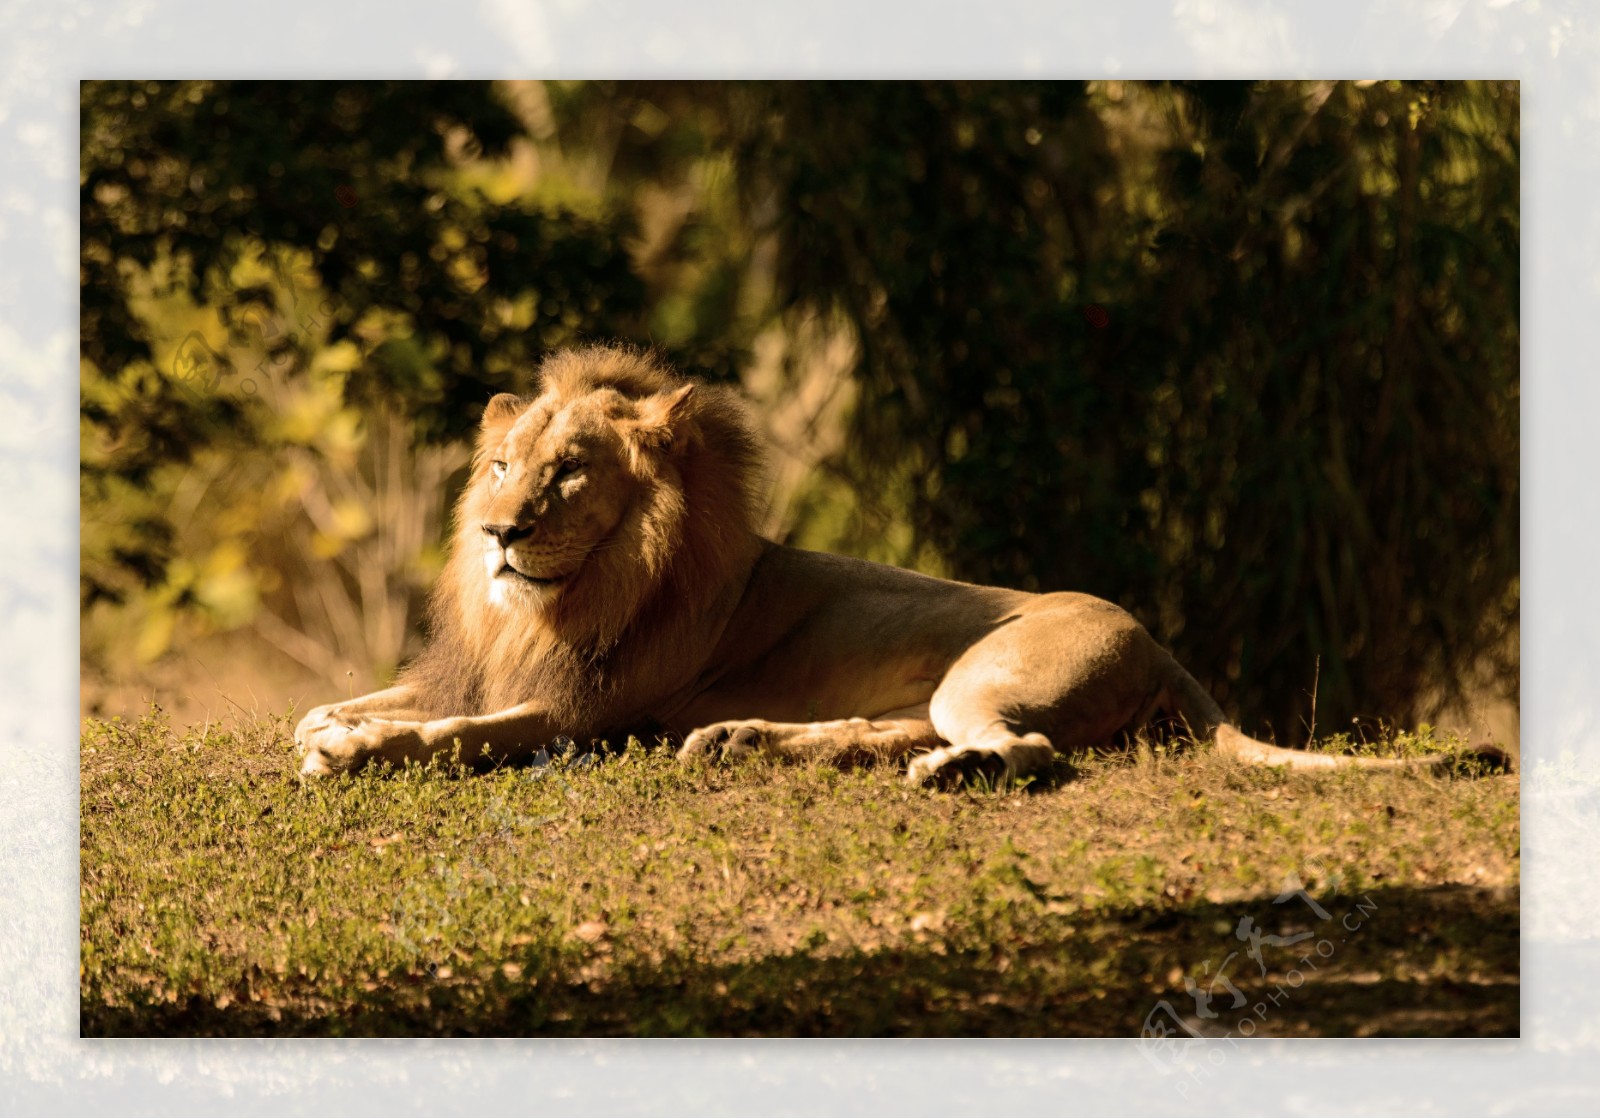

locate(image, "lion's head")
[[416, 346, 766, 714], [472, 379, 692, 612]]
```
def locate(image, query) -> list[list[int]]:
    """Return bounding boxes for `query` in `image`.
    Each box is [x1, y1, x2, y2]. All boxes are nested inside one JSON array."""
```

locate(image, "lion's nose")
[[481, 523, 522, 546]]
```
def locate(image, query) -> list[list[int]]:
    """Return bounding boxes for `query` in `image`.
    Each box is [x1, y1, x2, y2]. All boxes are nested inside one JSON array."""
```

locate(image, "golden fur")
[[296, 345, 1500, 784]]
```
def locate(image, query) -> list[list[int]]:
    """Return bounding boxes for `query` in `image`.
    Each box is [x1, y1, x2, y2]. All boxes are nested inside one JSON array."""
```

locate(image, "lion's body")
[[662, 546, 1184, 761], [296, 345, 1484, 783]]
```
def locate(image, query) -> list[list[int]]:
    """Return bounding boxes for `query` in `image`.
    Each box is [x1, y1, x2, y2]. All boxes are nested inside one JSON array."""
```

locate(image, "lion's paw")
[[906, 745, 1014, 790], [296, 718, 363, 778], [677, 721, 766, 764], [294, 717, 426, 779], [293, 704, 355, 755]]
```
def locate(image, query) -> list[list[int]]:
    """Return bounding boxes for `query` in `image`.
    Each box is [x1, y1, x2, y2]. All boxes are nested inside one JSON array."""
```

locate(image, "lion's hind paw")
[[906, 745, 1016, 790]]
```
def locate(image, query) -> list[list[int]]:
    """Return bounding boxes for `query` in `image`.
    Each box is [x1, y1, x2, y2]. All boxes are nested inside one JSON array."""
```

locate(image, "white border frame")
[[9, 1, 1598, 1112]]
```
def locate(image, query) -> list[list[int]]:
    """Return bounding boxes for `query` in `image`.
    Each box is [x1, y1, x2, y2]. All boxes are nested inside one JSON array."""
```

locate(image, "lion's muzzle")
[[482, 531, 575, 608]]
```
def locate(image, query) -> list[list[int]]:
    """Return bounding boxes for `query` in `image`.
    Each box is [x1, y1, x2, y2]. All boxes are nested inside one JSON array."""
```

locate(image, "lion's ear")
[[482, 393, 526, 428], [626, 383, 697, 453]]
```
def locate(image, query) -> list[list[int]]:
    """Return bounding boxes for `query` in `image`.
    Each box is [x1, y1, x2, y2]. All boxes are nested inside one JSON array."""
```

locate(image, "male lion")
[[296, 345, 1493, 785]]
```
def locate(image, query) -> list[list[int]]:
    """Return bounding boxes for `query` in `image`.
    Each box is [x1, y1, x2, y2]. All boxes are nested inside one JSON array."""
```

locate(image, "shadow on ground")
[[82, 883, 1517, 1038]]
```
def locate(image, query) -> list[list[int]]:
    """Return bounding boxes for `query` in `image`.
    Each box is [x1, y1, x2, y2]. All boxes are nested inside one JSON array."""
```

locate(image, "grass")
[[80, 707, 1518, 1037]]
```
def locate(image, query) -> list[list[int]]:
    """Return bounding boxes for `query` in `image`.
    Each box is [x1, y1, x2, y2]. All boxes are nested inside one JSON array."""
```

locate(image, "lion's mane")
[[397, 345, 767, 726]]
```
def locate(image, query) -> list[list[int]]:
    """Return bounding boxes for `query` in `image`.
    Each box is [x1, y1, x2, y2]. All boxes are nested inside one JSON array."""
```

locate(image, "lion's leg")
[[298, 701, 564, 778], [678, 705, 942, 767], [907, 601, 1170, 788]]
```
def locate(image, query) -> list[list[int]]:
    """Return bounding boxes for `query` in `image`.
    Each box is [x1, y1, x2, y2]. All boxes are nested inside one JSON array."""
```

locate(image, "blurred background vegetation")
[[80, 80, 1518, 744]]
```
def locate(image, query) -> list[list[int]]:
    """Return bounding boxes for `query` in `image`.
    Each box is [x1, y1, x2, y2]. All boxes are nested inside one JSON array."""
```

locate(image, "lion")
[[295, 344, 1501, 785]]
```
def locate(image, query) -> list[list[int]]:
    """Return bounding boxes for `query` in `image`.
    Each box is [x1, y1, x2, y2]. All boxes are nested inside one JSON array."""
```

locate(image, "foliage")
[[81, 710, 1518, 1036]]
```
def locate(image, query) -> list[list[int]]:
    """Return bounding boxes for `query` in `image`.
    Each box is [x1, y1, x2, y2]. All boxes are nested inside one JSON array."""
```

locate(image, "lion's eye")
[[557, 457, 583, 476], [491, 460, 508, 480]]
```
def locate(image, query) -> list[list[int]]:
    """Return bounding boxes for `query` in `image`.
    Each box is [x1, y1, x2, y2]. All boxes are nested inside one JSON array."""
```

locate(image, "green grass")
[[80, 708, 1519, 1037]]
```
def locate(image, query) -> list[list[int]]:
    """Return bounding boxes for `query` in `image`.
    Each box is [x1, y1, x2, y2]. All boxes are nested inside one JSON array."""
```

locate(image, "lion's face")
[[473, 393, 644, 610]]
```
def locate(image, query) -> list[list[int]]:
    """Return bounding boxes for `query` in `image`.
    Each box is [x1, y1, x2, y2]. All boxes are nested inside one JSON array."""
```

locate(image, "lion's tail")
[[1163, 658, 1508, 774]]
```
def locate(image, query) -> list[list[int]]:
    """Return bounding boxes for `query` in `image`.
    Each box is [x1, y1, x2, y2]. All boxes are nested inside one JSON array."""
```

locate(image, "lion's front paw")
[[677, 721, 767, 764], [294, 704, 356, 756], [295, 717, 366, 778], [294, 703, 360, 777], [295, 717, 426, 779]]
